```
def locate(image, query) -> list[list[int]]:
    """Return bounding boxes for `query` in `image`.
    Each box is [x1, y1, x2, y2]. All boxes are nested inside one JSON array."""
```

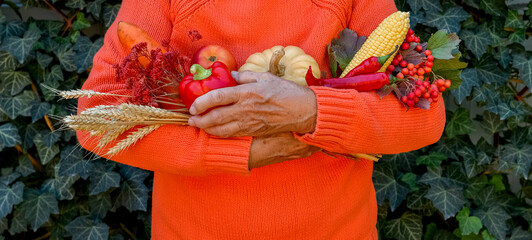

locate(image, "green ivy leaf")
[[446, 108, 474, 138], [504, 10, 525, 29], [410, 11, 424, 28], [119, 165, 150, 185], [22, 123, 40, 150], [500, 144, 532, 179], [21, 188, 59, 231], [16, 156, 35, 177], [66, 0, 86, 10], [33, 134, 59, 165], [0, 217, 7, 233], [425, 181, 465, 219], [65, 216, 109, 240], [508, 28, 525, 44], [452, 68, 480, 103], [407, 186, 435, 216], [73, 36, 103, 73], [41, 65, 63, 101], [512, 54, 532, 89], [383, 212, 422, 240], [488, 174, 505, 192], [472, 206, 510, 240], [416, 152, 447, 168], [0, 26, 41, 64], [407, 0, 442, 13], [42, 175, 79, 200], [36, 52, 53, 69], [373, 163, 409, 211], [117, 180, 149, 212], [460, 28, 492, 59], [58, 145, 93, 179], [0, 70, 31, 96], [8, 204, 27, 235], [475, 57, 509, 85], [493, 47, 511, 69], [401, 173, 419, 191], [0, 123, 21, 148], [54, 43, 76, 72], [0, 21, 25, 39], [72, 13, 91, 31], [419, 167, 443, 186], [381, 152, 418, 172], [89, 162, 120, 196], [479, 0, 506, 17], [36, 20, 63, 38], [456, 207, 482, 235], [2, 90, 37, 119], [103, 4, 120, 28], [0, 169, 21, 185], [87, 0, 105, 19], [30, 101, 50, 123], [0, 51, 18, 71], [88, 193, 112, 219], [464, 177, 489, 200], [509, 227, 532, 240], [480, 111, 504, 134], [0, 181, 24, 218], [424, 7, 468, 34]]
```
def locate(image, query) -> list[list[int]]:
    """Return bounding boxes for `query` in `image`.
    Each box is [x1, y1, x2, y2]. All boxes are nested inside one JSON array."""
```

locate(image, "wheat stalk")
[[106, 124, 161, 156], [96, 124, 135, 149], [56, 89, 131, 99]]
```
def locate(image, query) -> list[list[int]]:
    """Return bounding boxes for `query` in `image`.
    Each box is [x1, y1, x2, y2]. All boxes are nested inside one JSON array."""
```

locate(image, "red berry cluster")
[[400, 79, 451, 107]]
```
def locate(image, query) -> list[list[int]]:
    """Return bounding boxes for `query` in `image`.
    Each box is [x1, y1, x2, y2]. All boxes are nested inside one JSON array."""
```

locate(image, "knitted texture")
[[77, 0, 445, 239]]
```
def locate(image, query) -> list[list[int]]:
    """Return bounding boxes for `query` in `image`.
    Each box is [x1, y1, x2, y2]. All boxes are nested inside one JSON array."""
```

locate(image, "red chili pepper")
[[344, 46, 398, 78], [306, 67, 390, 92], [178, 61, 237, 109]]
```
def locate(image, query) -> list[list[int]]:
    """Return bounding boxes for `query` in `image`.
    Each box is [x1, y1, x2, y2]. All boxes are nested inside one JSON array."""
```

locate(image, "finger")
[[189, 87, 240, 115], [188, 105, 237, 129], [204, 121, 244, 138], [233, 70, 260, 84]]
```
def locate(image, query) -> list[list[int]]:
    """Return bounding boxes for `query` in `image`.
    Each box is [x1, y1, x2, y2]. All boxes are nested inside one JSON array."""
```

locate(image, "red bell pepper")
[[178, 61, 237, 109]]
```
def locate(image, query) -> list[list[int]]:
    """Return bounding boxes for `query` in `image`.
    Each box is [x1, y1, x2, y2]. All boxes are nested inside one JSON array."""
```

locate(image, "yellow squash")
[[239, 46, 321, 86]]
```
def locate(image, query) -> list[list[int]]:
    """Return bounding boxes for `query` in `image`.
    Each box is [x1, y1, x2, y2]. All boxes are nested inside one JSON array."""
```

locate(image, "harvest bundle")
[[60, 11, 466, 160]]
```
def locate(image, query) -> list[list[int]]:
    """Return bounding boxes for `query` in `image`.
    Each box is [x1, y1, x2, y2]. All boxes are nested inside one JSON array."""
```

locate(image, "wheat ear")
[[96, 124, 135, 149], [106, 125, 161, 156]]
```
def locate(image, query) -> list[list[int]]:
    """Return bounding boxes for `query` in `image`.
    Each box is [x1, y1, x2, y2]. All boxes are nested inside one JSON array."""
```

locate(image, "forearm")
[[295, 86, 445, 154]]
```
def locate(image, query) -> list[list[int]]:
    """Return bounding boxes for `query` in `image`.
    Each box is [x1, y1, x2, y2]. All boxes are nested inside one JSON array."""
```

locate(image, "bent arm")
[[295, 0, 445, 154], [77, 0, 251, 176], [295, 87, 445, 154]]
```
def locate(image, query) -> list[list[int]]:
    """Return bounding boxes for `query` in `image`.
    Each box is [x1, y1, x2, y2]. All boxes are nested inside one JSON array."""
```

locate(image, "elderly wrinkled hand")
[[187, 71, 317, 138]]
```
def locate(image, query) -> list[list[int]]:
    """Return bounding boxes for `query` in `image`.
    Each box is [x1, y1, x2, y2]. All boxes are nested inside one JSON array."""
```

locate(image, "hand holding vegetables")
[[178, 61, 238, 109], [188, 71, 317, 138]]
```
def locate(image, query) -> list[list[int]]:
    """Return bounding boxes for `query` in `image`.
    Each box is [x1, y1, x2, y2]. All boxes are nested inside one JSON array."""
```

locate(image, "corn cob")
[[340, 11, 410, 77]]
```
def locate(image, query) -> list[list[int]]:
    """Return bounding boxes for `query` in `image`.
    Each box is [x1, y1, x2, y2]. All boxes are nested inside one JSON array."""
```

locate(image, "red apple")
[[192, 45, 237, 71]]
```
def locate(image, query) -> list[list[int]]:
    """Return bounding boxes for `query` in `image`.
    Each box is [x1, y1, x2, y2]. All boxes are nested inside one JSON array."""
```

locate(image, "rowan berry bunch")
[[383, 29, 451, 108]]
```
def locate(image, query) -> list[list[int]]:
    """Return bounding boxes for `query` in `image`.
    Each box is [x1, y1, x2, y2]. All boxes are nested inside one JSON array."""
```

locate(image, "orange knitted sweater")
[[77, 0, 446, 239]]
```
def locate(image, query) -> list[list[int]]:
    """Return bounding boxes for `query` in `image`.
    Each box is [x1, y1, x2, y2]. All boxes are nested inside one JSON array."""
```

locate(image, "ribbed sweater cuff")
[[203, 136, 252, 175], [295, 86, 357, 151]]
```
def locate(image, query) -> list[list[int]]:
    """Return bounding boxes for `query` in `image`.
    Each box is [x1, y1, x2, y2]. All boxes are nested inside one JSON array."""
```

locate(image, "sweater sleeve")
[[295, 0, 446, 154], [77, 0, 252, 176]]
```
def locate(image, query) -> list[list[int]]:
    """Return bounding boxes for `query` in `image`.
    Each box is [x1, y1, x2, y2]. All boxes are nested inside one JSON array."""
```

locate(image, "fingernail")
[[231, 71, 239, 80], [189, 106, 197, 115], [188, 117, 196, 126]]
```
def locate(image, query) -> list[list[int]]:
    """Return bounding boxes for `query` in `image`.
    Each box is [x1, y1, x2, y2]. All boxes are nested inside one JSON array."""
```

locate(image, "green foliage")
[[0, 1, 151, 239], [374, 1, 532, 239], [0, 0, 530, 239]]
